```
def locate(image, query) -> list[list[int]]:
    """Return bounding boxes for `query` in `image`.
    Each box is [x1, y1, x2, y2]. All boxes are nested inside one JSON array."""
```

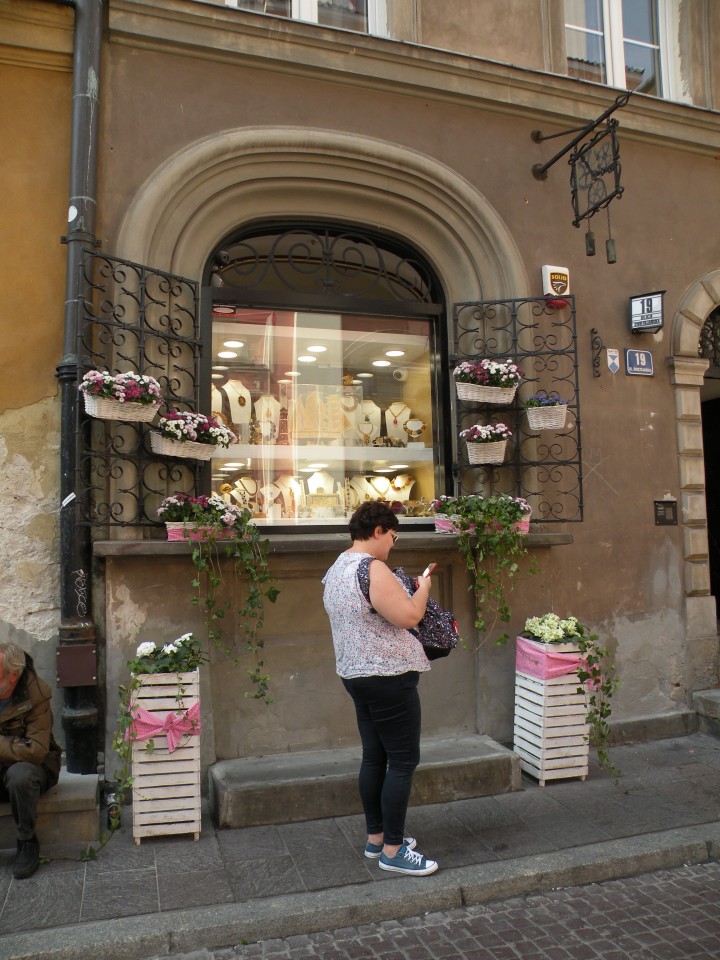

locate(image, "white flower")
[[136, 641, 157, 658], [162, 643, 179, 655], [176, 632, 193, 645]]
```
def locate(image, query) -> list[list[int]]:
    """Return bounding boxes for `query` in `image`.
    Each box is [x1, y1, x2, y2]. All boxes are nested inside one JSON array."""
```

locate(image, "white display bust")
[[307, 470, 335, 495], [384, 402, 411, 444], [356, 400, 381, 444], [254, 394, 281, 442]]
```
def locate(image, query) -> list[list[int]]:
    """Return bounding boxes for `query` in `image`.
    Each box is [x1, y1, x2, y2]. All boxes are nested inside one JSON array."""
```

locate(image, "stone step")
[[209, 734, 521, 829], [0, 770, 100, 849], [693, 688, 720, 738]]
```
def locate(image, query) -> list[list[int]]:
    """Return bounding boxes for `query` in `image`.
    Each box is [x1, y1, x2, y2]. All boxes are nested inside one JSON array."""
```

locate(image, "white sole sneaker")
[[364, 836, 417, 859], [378, 844, 438, 876]]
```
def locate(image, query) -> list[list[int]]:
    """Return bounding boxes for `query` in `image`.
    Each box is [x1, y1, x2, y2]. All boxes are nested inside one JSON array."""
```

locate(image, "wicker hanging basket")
[[525, 405, 568, 431], [82, 393, 160, 423], [466, 440, 507, 464], [455, 382, 518, 404], [150, 432, 215, 461]]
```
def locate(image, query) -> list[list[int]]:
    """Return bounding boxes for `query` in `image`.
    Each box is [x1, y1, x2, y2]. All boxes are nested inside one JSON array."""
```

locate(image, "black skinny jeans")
[[342, 671, 420, 846]]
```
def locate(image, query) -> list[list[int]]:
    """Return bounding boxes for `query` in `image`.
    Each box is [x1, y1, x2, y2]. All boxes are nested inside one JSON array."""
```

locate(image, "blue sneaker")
[[378, 843, 438, 876], [364, 835, 416, 859]]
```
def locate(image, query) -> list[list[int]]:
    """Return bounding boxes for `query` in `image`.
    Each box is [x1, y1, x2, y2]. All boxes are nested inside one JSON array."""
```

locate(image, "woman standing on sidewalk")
[[322, 501, 439, 876]]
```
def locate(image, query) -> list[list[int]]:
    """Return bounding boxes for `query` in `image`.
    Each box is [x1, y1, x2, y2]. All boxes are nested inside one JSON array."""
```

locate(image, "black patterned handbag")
[[357, 559, 459, 660]]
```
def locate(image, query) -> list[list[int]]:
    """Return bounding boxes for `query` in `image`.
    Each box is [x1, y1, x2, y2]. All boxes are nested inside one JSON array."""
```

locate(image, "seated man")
[[0, 643, 62, 879]]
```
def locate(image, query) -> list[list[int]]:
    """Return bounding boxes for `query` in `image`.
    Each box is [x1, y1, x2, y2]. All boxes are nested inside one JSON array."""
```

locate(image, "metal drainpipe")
[[51, 0, 103, 774]]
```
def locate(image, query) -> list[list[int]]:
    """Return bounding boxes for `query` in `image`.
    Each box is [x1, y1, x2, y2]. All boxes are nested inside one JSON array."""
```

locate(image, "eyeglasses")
[[389, 531, 399, 544]]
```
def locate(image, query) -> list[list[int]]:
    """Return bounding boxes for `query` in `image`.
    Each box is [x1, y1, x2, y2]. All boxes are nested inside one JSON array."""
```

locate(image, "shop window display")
[[210, 307, 437, 526]]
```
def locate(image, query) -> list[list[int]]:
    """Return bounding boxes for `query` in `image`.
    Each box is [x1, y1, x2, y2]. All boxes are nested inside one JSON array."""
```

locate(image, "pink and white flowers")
[[460, 423, 513, 444], [78, 369, 163, 406], [155, 411, 236, 449], [157, 493, 249, 529], [453, 358, 523, 388]]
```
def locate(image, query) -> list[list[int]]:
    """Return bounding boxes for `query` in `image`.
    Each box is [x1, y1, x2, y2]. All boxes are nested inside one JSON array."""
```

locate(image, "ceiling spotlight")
[[218, 351, 237, 359], [285, 371, 301, 377], [223, 340, 245, 348], [357, 372, 373, 378], [298, 355, 317, 363], [306, 345, 327, 353], [372, 360, 391, 367], [385, 350, 405, 358]]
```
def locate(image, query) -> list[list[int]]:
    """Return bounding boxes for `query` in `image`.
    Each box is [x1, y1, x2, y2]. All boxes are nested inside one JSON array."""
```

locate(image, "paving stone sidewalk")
[[147, 860, 720, 960], [0, 733, 719, 960]]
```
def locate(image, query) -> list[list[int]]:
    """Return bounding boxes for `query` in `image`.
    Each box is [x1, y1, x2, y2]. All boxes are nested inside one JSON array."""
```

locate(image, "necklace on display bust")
[[391, 474, 413, 491], [403, 418, 427, 439], [367, 475, 391, 498], [387, 401, 409, 426], [341, 394, 359, 411]]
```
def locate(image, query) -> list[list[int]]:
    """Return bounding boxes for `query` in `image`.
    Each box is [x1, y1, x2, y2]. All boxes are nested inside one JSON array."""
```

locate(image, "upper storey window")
[[224, 0, 388, 37], [564, 0, 685, 100]]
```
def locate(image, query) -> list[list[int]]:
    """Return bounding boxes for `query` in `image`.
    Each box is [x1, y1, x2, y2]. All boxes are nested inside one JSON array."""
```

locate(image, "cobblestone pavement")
[[146, 860, 720, 960]]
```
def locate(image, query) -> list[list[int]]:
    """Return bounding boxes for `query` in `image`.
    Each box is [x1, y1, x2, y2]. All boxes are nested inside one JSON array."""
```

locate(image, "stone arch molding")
[[116, 127, 528, 301], [668, 268, 720, 680]]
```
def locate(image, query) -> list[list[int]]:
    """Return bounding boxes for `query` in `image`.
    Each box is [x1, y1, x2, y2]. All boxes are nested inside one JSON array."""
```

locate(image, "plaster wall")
[[0, 3, 72, 738], [102, 548, 481, 776], [91, 23, 720, 757]]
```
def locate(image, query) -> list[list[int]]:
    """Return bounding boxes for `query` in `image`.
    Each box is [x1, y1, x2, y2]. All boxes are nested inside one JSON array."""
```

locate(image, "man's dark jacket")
[[0, 654, 61, 783]]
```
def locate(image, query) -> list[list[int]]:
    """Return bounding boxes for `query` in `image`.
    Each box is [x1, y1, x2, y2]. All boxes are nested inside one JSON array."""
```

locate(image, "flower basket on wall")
[[151, 433, 215, 461], [467, 439, 507, 464], [456, 382, 518, 404], [165, 522, 234, 541], [82, 393, 160, 423], [128, 669, 201, 844], [525, 405, 568, 431], [79, 370, 163, 423]]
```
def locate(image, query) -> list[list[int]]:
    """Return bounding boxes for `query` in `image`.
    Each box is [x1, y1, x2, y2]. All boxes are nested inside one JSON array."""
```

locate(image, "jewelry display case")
[[210, 307, 438, 526]]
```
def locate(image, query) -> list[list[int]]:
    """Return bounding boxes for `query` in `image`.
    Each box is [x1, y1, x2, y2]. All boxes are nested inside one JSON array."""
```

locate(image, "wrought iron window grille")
[[452, 297, 583, 523], [75, 250, 204, 530]]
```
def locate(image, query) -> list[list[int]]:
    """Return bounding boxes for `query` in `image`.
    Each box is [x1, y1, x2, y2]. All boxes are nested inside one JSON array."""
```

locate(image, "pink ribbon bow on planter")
[[126, 701, 201, 753]]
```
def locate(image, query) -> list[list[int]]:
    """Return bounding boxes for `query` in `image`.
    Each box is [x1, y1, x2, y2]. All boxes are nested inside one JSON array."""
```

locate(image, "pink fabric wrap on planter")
[[515, 636, 586, 679]]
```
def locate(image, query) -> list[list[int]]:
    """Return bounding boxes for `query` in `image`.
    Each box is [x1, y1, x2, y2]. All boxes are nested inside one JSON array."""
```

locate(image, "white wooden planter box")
[[130, 670, 201, 844], [513, 639, 589, 786]]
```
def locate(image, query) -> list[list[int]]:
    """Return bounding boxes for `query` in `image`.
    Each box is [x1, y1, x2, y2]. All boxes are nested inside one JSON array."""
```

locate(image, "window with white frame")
[[224, 0, 388, 37], [564, 0, 686, 101]]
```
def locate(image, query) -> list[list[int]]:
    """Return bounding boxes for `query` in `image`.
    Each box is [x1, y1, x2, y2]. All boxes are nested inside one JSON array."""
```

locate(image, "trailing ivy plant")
[[190, 528, 279, 704], [523, 613, 622, 781], [432, 493, 536, 645], [156, 494, 279, 702]]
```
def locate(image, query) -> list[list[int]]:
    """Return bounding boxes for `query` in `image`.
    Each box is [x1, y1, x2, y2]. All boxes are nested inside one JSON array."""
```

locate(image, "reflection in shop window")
[[224, 0, 387, 36], [210, 308, 435, 526], [564, 0, 664, 96]]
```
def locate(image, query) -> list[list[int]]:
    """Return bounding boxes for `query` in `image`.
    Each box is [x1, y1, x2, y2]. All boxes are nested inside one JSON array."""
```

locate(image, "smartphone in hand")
[[422, 562, 437, 578]]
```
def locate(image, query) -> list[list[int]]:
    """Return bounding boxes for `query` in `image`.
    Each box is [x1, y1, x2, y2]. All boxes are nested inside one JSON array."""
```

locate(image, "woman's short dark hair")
[[349, 501, 399, 541]]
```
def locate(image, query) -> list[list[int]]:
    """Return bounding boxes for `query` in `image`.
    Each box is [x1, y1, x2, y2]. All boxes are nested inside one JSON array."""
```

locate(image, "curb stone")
[[1, 823, 719, 960]]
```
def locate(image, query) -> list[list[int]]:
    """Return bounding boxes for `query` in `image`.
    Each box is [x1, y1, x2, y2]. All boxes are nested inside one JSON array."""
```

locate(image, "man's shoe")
[[378, 842, 438, 876], [365, 836, 416, 859], [14, 836, 39, 880]]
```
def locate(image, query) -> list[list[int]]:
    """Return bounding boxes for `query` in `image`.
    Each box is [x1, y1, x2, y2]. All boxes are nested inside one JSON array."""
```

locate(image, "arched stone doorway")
[[669, 268, 720, 690]]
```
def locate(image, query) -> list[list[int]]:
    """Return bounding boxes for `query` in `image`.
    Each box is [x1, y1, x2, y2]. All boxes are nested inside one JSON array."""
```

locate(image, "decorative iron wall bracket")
[[591, 327, 604, 377], [531, 90, 633, 182]]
